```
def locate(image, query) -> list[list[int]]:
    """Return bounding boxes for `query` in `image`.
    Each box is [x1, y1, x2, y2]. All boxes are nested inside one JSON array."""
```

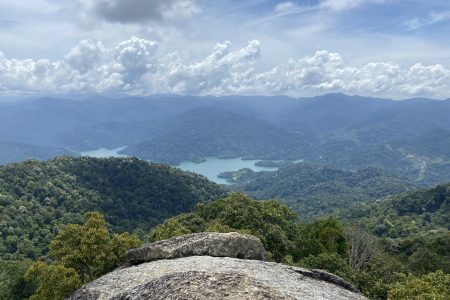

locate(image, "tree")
[[355, 255, 408, 300], [388, 270, 450, 300], [297, 217, 347, 258], [26, 212, 141, 299], [0, 259, 36, 300], [299, 253, 355, 283], [148, 193, 302, 262], [24, 262, 81, 300], [344, 225, 381, 272]]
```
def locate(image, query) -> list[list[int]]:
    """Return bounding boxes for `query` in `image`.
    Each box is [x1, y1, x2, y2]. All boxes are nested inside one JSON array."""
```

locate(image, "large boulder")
[[69, 232, 367, 300], [69, 256, 366, 300], [124, 232, 266, 266]]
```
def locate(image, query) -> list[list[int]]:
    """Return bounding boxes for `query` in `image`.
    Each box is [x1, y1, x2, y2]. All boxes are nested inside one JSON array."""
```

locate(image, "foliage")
[[342, 182, 450, 276], [354, 255, 409, 299], [298, 252, 355, 283], [0, 141, 74, 166], [0, 156, 225, 260], [342, 182, 450, 235], [227, 163, 415, 219], [24, 262, 81, 300], [0, 259, 36, 300], [49, 212, 141, 282], [124, 107, 315, 164], [2, 94, 450, 184], [344, 225, 382, 272], [150, 192, 450, 299], [150, 193, 347, 263], [25, 212, 141, 300], [388, 270, 450, 300]]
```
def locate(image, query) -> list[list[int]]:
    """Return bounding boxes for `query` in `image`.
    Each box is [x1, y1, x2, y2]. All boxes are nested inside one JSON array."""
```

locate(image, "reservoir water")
[[177, 157, 278, 184], [80, 147, 278, 184], [81, 147, 128, 158]]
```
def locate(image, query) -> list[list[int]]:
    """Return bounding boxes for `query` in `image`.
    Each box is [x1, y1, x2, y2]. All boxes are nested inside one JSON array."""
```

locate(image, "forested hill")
[[226, 163, 416, 219], [341, 182, 450, 276], [341, 182, 450, 238], [0, 140, 75, 165], [1, 94, 450, 185], [0, 156, 226, 260], [123, 107, 315, 164]]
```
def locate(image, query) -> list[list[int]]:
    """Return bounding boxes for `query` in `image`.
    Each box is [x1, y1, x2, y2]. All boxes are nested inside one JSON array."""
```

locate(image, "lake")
[[177, 157, 278, 184], [81, 147, 128, 158], [80, 147, 278, 184]]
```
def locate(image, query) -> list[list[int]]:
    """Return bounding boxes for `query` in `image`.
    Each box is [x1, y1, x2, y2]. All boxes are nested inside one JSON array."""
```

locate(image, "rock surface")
[[69, 256, 366, 300], [69, 232, 367, 300], [124, 232, 266, 266]]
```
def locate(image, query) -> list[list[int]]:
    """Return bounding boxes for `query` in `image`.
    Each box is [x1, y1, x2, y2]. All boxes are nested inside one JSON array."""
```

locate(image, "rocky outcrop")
[[69, 232, 367, 300], [124, 232, 266, 266]]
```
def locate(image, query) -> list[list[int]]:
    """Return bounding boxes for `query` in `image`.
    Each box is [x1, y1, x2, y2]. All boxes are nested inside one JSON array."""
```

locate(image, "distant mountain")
[[124, 107, 316, 164], [225, 162, 416, 219], [1, 93, 450, 184], [392, 128, 450, 159], [0, 157, 226, 260], [276, 93, 396, 136], [0, 140, 74, 165]]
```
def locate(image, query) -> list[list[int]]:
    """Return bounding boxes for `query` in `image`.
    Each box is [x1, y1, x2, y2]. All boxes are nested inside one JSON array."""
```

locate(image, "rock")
[[69, 256, 367, 300], [123, 232, 266, 266], [69, 233, 367, 299]]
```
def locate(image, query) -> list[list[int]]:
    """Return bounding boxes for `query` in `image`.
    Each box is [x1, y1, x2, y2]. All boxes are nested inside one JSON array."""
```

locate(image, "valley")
[[2, 93, 450, 186], [2, 1, 450, 298], [1, 94, 449, 300]]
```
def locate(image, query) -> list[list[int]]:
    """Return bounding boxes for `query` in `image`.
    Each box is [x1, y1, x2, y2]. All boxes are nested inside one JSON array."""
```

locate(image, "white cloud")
[[114, 37, 158, 83], [0, 37, 449, 99], [320, 0, 385, 11], [64, 40, 107, 73], [406, 10, 450, 30], [274, 2, 300, 13]]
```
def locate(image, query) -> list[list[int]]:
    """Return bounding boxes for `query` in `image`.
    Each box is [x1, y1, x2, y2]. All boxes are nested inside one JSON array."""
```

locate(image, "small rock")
[[124, 232, 266, 266]]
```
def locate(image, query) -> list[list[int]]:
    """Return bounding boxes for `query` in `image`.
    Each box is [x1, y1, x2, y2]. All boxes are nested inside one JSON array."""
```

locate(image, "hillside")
[[225, 163, 415, 219], [124, 107, 315, 164], [341, 183, 450, 275], [341, 182, 450, 238], [394, 128, 450, 158], [0, 141, 75, 165], [0, 156, 226, 260], [1, 94, 450, 184]]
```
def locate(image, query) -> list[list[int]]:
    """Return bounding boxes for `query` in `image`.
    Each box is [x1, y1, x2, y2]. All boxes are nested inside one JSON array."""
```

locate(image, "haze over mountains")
[[1, 93, 450, 185], [1, 93, 450, 300]]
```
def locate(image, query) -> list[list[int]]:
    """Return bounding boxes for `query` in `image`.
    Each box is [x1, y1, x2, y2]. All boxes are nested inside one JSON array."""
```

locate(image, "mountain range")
[[1, 93, 450, 185]]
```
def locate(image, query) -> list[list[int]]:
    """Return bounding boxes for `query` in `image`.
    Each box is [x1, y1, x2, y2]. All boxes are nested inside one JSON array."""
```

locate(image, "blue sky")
[[0, 0, 449, 99]]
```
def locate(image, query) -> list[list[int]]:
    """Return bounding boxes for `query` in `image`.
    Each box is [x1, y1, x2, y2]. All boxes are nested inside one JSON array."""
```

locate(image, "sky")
[[0, 0, 450, 99]]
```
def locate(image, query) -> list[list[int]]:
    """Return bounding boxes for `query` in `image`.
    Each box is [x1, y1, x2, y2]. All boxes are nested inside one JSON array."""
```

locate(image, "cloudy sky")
[[0, 0, 449, 99]]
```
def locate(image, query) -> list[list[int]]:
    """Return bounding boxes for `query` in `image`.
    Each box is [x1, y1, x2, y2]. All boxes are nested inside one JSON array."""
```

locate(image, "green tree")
[[388, 270, 450, 300], [0, 259, 36, 300], [299, 252, 355, 282], [24, 262, 81, 300], [26, 212, 142, 299], [355, 255, 408, 300]]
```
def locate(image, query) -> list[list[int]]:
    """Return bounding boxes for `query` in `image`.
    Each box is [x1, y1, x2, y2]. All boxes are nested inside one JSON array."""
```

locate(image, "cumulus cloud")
[[80, 0, 201, 23], [0, 37, 449, 99], [114, 37, 158, 83]]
